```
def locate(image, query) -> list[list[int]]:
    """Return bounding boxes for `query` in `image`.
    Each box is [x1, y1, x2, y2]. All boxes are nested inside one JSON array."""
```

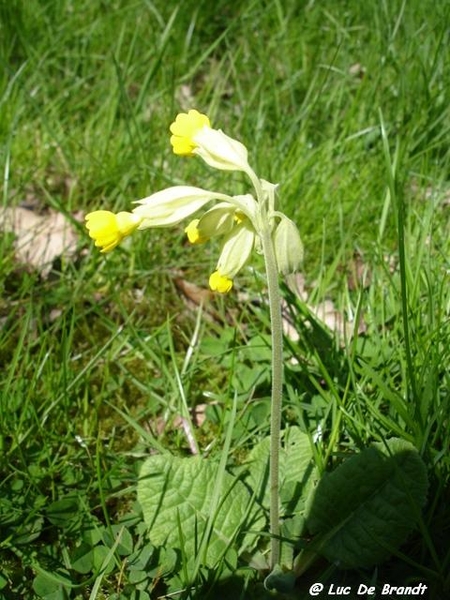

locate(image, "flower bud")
[[273, 216, 303, 275]]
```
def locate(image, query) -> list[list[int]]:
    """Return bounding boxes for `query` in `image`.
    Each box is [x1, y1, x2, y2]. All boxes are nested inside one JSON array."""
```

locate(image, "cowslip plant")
[[86, 110, 303, 566], [84, 111, 432, 595], [85, 108, 303, 570]]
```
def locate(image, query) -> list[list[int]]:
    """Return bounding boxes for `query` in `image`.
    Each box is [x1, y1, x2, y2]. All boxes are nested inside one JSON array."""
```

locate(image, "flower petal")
[[185, 219, 206, 244], [193, 128, 250, 172], [169, 110, 211, 156], [133, 186, 219, 227], [209, 271, 233, 293], [85, 210, 141, 253], [187, 202, 236, 242], [216, 219, 256, 279]]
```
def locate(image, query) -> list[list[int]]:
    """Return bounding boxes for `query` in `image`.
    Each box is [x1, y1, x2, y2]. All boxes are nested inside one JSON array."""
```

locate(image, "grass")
[[1, 0, 450, 598]]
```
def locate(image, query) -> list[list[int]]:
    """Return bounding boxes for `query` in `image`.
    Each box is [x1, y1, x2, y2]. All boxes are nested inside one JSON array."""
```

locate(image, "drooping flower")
[[170, 110, 250, 173], [182, 200, 257, 292], [85, 110, 303, 295], [169, 109, 211, 156], [184, 202, 237, 244], [209, 217, 257, 292], [85, 211, 142, 253], [132, 186, 222, 228]]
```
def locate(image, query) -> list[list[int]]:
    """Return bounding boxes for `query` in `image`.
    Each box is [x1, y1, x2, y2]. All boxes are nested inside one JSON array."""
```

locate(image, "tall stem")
[[260, 225, 284, 569]]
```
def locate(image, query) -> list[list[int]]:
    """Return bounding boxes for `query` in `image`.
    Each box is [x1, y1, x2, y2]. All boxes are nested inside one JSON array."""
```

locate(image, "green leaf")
[[13, 516, 45, 545], [32, 570, 71, 600], [131, 592, 151, 600], [246, 426, 318, 515], [45, 495, 80, 529], [0, 574, 8, 590], [305, 438, 428, 569], [137, 455, 264, 568], [147, 547, 178, 578], [128, 568, 150, 586], [81, 515, 105, 546], [128, 544, 155, 572], [70, 543, 94, 574], [280, 514, 307, 568], [103, 525, 134, 556], [281, 427, 318, 512], [92, 544, 116, 574]]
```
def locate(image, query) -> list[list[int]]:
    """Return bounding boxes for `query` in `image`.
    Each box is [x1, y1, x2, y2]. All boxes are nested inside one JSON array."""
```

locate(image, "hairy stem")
[[260, 225, 284, 568]]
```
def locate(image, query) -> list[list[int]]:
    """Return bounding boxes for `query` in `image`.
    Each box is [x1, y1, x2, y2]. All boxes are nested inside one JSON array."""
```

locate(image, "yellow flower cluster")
[[85, 109, 302, 293]]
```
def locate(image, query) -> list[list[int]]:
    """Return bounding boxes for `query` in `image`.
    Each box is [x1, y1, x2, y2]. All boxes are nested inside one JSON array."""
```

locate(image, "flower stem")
[[260, 224, 284, 569]]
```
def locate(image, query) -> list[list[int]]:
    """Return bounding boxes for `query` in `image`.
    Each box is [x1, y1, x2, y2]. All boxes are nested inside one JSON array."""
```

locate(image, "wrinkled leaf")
[[305, 438, 428, 568], [138, 455, 264, 568], [246, 426, 318, 515]]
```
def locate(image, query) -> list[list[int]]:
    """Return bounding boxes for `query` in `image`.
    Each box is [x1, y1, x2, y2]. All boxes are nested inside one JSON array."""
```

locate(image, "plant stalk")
[[260, 225, 284, 569]]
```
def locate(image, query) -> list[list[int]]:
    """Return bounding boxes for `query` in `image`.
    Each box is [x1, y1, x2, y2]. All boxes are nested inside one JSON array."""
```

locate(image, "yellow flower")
[[182, 202, 257, 293], [206, 218, 256, 293], [209, 271, 233, 294], [85, 210, 142, 253], [170, 110, 250, 173], [170, 109, 211, 156], [184, 202, 236, 245], [184, 219, 206, 244]]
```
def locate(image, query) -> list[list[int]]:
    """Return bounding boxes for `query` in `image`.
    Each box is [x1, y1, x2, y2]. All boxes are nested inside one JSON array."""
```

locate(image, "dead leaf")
[[172, 274, 231, 324], [173, 275, 214, 306], [285, 272, 308, 301], [152, 401, 219, 438], [0, 206, 80, 277], [349, 62, 366, 79]]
